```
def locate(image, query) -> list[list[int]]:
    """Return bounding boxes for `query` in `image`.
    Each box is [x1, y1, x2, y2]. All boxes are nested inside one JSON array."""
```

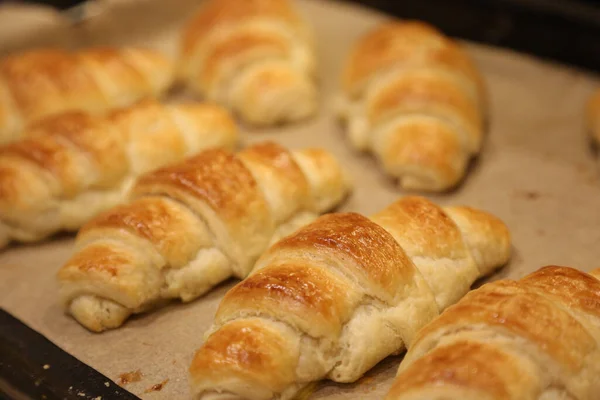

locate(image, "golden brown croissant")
[[189, 196, 510, 399], [336, 21, 486, 191], [586, 89, 600, 146], [57, 142, 350, 332], [0, 99, 238, 248], [386, 265, 600, 400], [179, 0, 317, 126], [0, 47, 175, 143]]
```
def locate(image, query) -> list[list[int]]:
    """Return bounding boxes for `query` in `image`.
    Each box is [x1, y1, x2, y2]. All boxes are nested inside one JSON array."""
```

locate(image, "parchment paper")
[[1, 0, 599, 399]]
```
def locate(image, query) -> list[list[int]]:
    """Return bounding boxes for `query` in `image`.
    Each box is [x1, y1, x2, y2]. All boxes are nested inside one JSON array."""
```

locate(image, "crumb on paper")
[[104, 382, 110, 387], [144, 379, 169, 394], [515, 190, 541, 200], [42, 364, 50, 370], [117, 370, 143, 385]]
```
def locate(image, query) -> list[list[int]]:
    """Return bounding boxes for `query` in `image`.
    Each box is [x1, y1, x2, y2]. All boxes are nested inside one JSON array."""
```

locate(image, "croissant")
[[0, 99, 238, 248], [179, 0, 318, 126], [586, 89, 600, 146], [335, 21, 486, 191], [0, 47, 175, 143], [57, 142, 350, 332], [386, 266, 600, 400], [189, 196, 510, 399]]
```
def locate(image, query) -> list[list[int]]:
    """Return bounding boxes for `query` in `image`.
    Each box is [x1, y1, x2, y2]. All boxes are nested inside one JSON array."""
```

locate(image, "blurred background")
[[1, 0, 599, 72]]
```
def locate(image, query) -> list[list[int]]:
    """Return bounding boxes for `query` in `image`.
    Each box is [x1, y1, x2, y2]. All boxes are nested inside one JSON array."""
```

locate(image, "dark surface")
[[344, 0, 600, 73], [0, 309, 139, 400], [19, 0, 600, 72]]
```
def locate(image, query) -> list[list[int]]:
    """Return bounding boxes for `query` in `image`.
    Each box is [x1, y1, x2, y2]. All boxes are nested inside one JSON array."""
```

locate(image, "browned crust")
[[587, 89, 600, 144], [0, 160, 53, 213], [262, 212, 417, 301], [387, 266, 600, 398], [79, 196, 202, 268], [181, 0, 301, 61], [342, 21, 483, 97], [446, 205, 511, 244], [215, 262, 354, 338], [374, 118, 467, 190], [81, 197, 178, 245], [0, 49, 107, 120], [520, 265, 600, 320], [388, 341, 519, 399], [240, 142, 307, 184], [239, 141, 311, 208], [0, 47, 172, 129], [132, 148, 267, 223], [26, 111, 128, 185], [412, 274, 596, 372], [59, 242, 132, 278], [200, 32, 289, 86], [189, 319, 298, 395], [372, 196, 467, 259], [367, 71, 481, 145], [78, 47, 150, 94], [0, 133, 82, 196]]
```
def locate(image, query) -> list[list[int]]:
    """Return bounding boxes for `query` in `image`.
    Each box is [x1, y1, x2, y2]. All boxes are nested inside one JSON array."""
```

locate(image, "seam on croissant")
[[132, 186, 250, 276], [217, 55, 291, 106], [133, 192, 236, 268], [408, 324, 580, 395], [354, 64, 480, 106], [373, 109, 473, 152]]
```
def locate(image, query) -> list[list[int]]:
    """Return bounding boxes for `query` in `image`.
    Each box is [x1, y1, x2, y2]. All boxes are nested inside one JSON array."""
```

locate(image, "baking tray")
[[0, 0, 600, 399]]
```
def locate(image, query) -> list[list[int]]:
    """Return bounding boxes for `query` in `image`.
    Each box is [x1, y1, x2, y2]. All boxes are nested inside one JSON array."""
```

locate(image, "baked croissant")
[[0, 47, 175, 143], [179, 0, 317, 126], [0, 99, 238, 248], [386, 266, 600, 400], [586, 89, 600, 146], [336, 21, 486, 191], [57, 142, 350, 332], [189, 196, 510, 400]]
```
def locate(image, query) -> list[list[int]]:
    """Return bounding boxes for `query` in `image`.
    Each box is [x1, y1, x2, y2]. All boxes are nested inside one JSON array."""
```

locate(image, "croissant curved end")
[[196, 393, 244, 400], [68, 295, 131, 333], [589, 268, 600, 281], [231, 64, 318, 126], [586, 89, 600, 145], [122, 47, 176, 96], [443, 206, 511, 276]]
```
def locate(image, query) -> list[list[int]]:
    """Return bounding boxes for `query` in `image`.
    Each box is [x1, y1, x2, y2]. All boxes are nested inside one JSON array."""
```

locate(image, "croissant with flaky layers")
[[57, 142, 350, 332], [586, 89, 600, 146], [0, 99, 238, 248], [179, 0, 318, 126], [0, 47, 175, 143], [386, 266, 600, 400], [336, 21, 486, 191], [189, 196, 510, 400]]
